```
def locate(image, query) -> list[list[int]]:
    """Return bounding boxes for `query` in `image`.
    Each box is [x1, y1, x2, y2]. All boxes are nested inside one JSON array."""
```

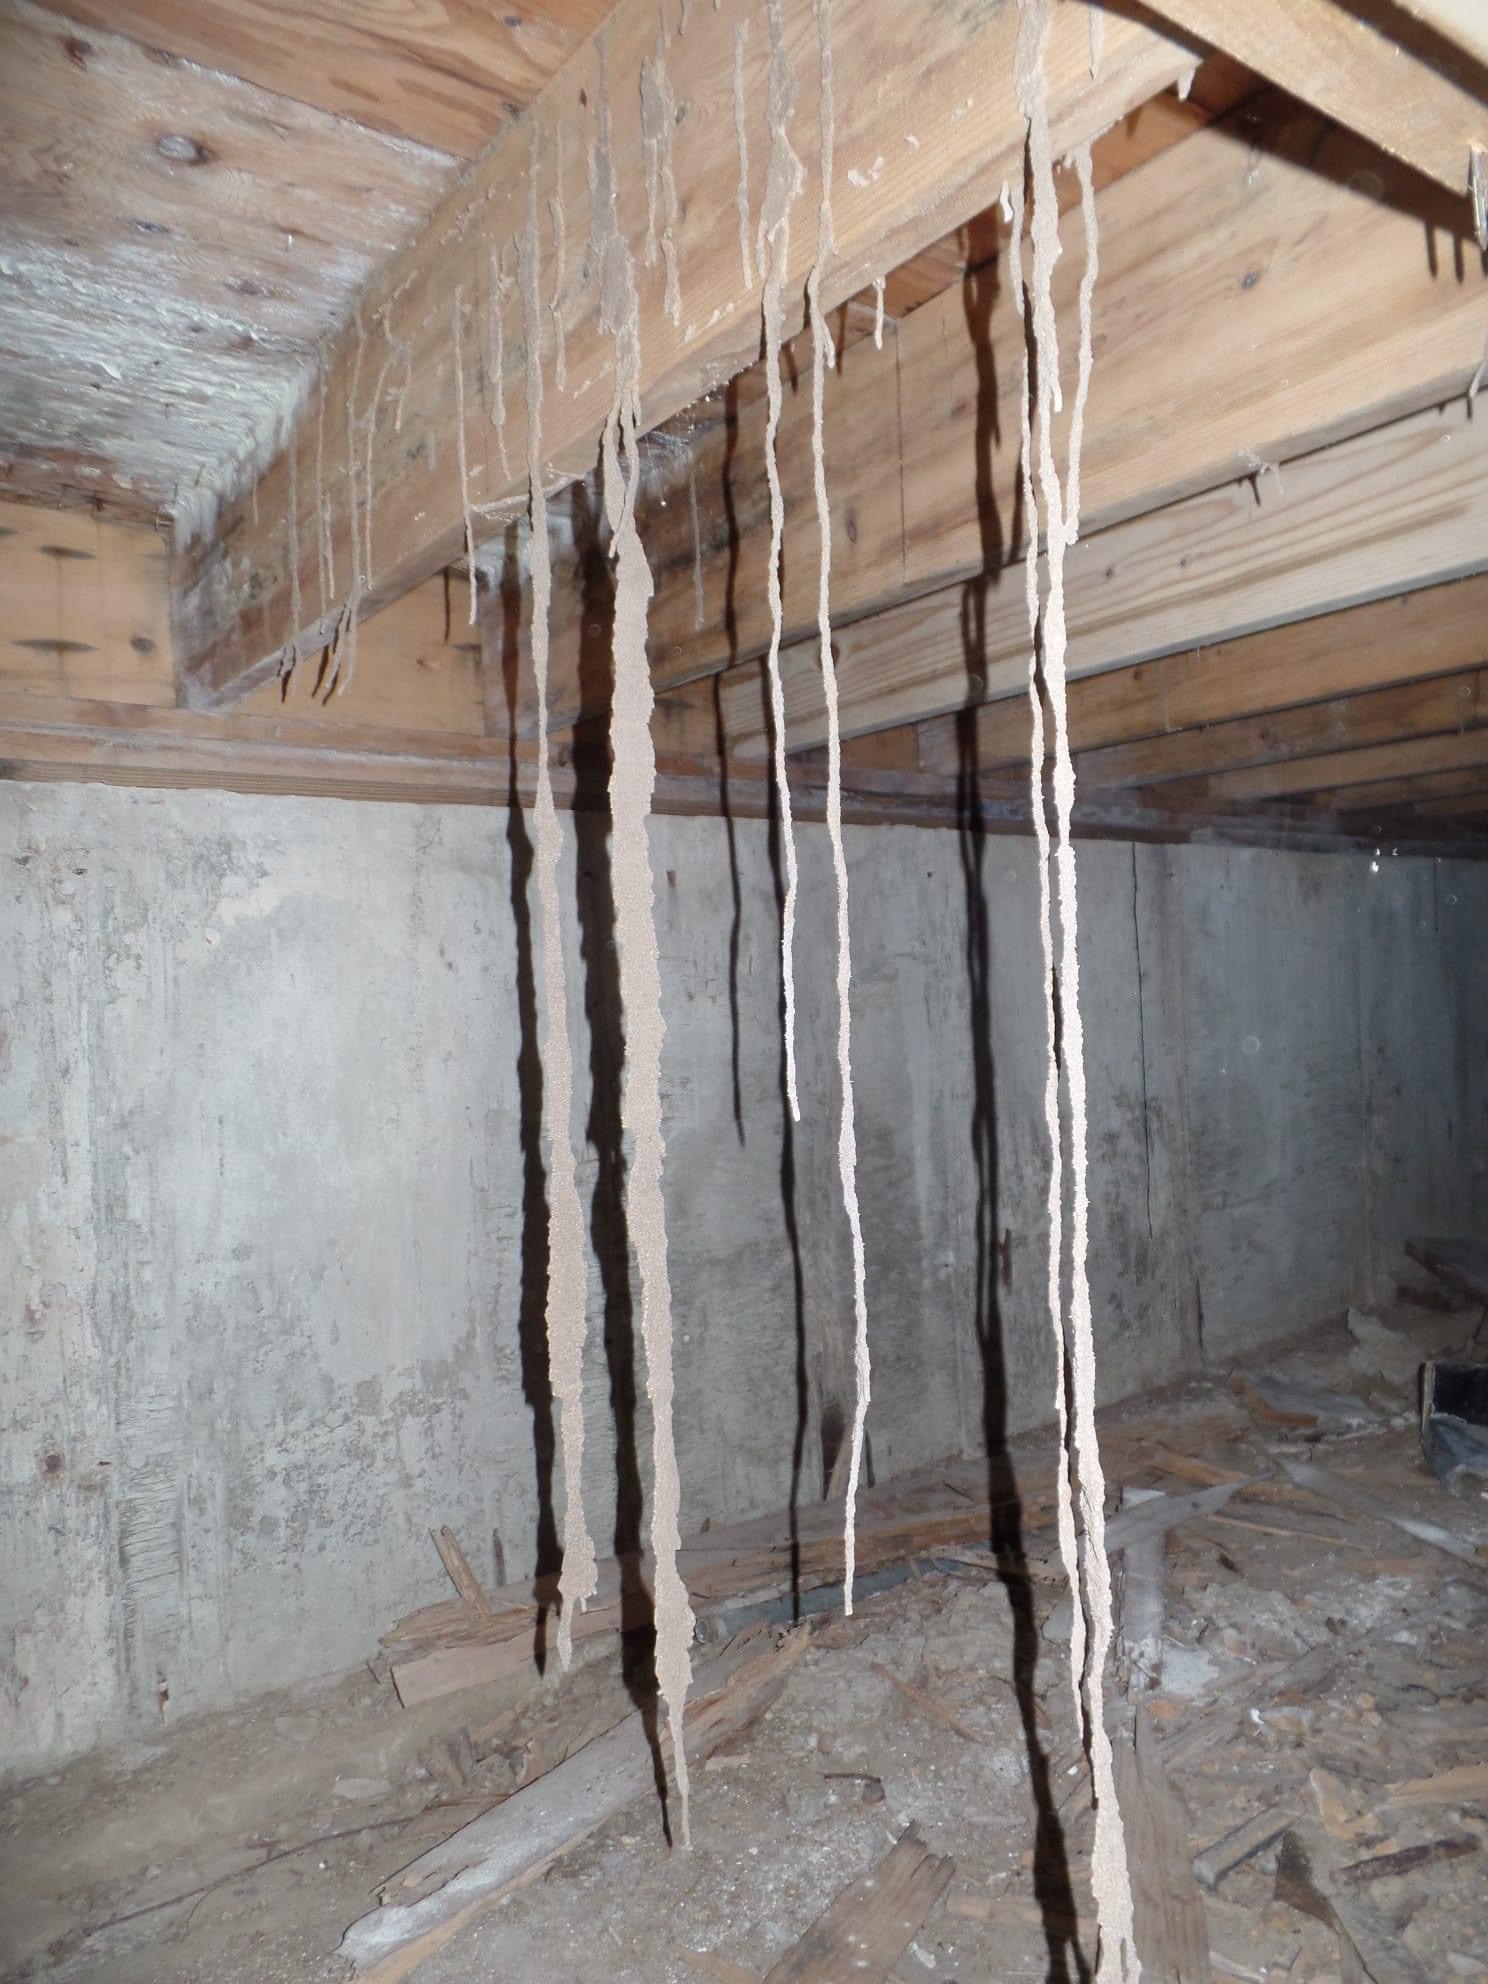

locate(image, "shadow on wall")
[[490, 198, 1081, 1932]]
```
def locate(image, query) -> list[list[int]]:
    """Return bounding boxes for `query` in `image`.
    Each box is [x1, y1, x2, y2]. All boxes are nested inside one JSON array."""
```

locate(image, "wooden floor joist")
[[1336, 766, 1488, 816], [1057, 667, 1488, 794], [1137, 726, 1488, 810], [721, 397, 1488, 756], [1140, 0, 1488, 208], [912, 575, 1488, 776], [173, 0, 1194, 709], [533, 90, 1487, 735]]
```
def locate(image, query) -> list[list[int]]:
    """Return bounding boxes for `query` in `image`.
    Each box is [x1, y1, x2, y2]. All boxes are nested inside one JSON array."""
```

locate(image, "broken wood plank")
[[177, 0, 1193, 706], [1112, 1708, 1212, 1983], [1339, 1838, 1478, 1885], [430, 1527, 492, 1617], [763, 1825, 954, 1983], [1277, 1459, 1486, 1570], [1275, 1826, 1434, 1984], [341, 1627, 810, 1974], [1138, 1446, 1251, 1489], [1193, 1805, 1300, 1892], [1380, 1762, 1488, 1810]]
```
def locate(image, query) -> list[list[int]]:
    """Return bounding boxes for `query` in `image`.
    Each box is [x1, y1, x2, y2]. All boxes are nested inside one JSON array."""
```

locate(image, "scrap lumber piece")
[[1275, 1826, 1434, 1984], [429, 1527, 492, 1617], [763, 1825, 954, 1983], [1340, 1838, 1478, 1885], [385, 1472, 1032, 1708], [1112, 1708, 1212, 1983], [1278, 1459, 1485, 1570], [1380, 1762, 1488, 1810], [341, 1628, 809, 1974], [1078, 1481, 1247, 1563], [1228, 1371, 1375, 1435], [1140, 1446, 1251, 1490], [1193, 1805, 1300, 1892]]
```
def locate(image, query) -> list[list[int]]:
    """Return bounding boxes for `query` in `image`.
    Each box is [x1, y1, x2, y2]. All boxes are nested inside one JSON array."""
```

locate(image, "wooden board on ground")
[[764, 1826, 954, 1983], [340, 1627, 810, 1976], [384, 1457, 1030, 1708], [1113, 1708, 1213, 1983]]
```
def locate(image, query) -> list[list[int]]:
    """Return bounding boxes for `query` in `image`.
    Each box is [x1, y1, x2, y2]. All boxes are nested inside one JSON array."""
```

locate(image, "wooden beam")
[[1324, 764, 1488, 813], [532, 88, 1487, 734], [45, 0, 606, 159], [915, 575, 1488, 775], [240, 580, 485, 736], [174, 0, 1195, 708], [0, 2, 456, 524], [0, 499, 172, 705], [1395, 788, 1488, 822], [1055, 666, 1488, 792], [723, 397, 1488, 755], [1139, 726, 1488, 808], [1140, 0, 1488, 205], [10, 688, 1483, 853], [1394, 0, 1488, 71]]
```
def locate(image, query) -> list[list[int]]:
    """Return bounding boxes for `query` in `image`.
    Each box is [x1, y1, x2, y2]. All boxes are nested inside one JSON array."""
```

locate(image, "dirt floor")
[[6, 1301, 1488, 1983]]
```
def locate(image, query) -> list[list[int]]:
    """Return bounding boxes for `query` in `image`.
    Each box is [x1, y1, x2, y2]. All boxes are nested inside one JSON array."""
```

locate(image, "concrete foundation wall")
[[3, 785, 1484, 1772]]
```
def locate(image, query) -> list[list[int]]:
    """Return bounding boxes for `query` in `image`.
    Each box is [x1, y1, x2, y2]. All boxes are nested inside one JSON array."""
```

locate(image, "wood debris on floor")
[[5, 1305, 1488, 1984]]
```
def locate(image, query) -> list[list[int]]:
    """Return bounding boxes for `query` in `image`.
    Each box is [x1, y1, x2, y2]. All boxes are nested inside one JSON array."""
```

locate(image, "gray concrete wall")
[[3, 785, 1484, 1772]]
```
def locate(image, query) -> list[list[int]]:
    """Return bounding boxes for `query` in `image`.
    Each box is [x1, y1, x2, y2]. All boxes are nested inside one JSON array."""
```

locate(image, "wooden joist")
[[913, 576, 1488, 776], [1331, 765, 1488, 817], [765, 1827, 954, 1983], [1395, 0, 1488, 71], [1139, 726, 1488, 810], [174, 0, 1194, 708], [722, 397, 1488, 756], [537, 90, 1487, 735], [1394, 789, 1488, 823], [1056, 667, 1488, 794], [1141, 0, 1488, 212], [0, 499, 172, 705]]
